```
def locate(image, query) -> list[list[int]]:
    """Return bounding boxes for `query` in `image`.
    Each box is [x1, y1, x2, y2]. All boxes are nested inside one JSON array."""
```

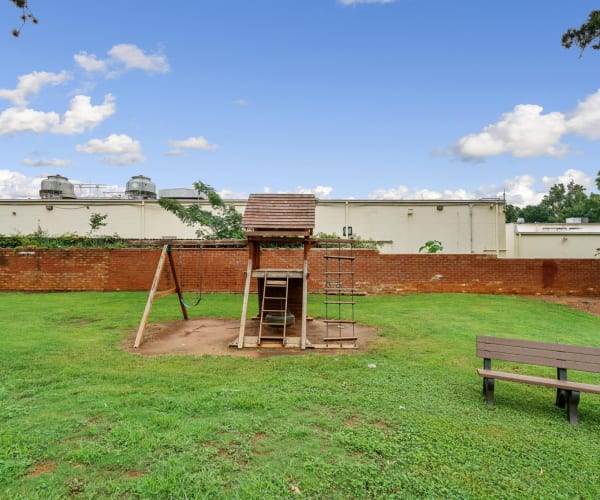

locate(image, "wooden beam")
[[237, 258, 253, 348], [301, 258, 308, 350], [134, 245, 169, 348]]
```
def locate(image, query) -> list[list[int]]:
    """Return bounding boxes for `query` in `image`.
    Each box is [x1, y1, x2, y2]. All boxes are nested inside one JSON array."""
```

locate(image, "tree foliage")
[[562, 10, 600, 54], [158, 181, 244, 240], [9, 0, 38, 37], [506, 174, 600, 223]]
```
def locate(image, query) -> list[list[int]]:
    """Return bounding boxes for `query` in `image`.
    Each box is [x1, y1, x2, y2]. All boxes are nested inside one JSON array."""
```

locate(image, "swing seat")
[[264, 312, 295, 327]]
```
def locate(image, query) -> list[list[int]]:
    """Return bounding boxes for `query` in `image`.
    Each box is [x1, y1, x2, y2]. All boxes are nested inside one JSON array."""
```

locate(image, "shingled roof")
[[242, 193, 316, 235]]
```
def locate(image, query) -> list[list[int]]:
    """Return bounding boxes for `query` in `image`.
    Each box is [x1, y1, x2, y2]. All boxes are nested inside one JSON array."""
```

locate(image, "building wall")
[[317, 200, 505, 255], [0, 198, 506, 255], [506, 223, 600, 259], [1, 248, 598, 296]]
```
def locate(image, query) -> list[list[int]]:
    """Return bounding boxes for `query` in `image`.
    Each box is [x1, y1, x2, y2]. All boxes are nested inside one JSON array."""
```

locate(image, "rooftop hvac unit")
[[39, 174, 76, 199], [125, 175, 157, 200]]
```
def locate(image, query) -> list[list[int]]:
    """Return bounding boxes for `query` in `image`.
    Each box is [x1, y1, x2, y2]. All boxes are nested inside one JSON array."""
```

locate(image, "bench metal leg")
[[483, 377, 495, 405], [566, 390, 580, 425], [556, 389, 566, 409], [556, 368, 567, 408]]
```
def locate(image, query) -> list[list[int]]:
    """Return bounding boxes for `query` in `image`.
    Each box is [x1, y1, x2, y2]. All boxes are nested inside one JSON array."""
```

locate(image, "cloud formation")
[[76, 133, 145, 165], [0, 169, 45, 199], [167, 136, 219, 156], [0, 71, 71, 107], [0, 94, 115, 136], [74, 44, 170, 76], [366, 168, 592, 207], [22, 158, 71, 167], [452, 89, 600, 161]]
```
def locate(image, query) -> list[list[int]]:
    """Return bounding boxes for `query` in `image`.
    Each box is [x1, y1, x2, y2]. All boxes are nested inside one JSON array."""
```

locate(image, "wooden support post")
[[301, 258, 308, 350], [134, 245, 169, 348], [237, 259, 253, 348]]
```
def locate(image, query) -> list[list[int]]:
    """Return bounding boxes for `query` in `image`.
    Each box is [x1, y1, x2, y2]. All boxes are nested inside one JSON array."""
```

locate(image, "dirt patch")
[[125, 318, 379, 358], [26, 462, 57, 478], [124, 295, 600, 358], [525, 295, 600, 317]]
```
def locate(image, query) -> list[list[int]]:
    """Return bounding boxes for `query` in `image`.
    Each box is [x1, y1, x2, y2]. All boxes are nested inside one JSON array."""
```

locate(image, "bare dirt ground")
[[125, 318, 379, 358], [525, 294, 600, 317], [124, 295, 600, 358]]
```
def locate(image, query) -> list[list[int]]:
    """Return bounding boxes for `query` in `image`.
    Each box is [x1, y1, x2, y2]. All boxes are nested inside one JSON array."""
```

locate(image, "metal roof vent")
[[39, 174, 76, 199]]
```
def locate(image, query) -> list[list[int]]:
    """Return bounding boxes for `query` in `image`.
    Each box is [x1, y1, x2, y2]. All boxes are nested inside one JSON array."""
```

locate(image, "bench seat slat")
[[477, 348, 600, 372], [477, 335, 600, 373], [477, 369, 600, 395], [477, 344, 600, 365], [478, 336, 600, 357]]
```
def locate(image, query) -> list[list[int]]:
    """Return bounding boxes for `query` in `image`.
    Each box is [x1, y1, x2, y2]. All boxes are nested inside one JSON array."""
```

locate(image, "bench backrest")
[[477, 335, 600, 373]]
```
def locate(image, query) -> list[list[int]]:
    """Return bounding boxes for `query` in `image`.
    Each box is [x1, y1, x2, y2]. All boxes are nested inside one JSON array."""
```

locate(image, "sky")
[[1, 0, 599, 206]]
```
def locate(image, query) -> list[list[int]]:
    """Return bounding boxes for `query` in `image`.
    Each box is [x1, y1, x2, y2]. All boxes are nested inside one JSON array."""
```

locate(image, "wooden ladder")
[[258, 271, 290, 345]]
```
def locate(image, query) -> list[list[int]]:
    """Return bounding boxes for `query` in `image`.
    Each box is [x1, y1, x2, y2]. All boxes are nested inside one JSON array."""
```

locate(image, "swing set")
[[133, 243, 205, 348]]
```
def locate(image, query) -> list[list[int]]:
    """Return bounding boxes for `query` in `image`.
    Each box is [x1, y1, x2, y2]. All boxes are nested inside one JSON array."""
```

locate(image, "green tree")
[[562, 10, 600, 55], [158, 181, 244, 240], [516, 204, 551, 224], [504, 204, 521, 223], [540, 180, 587, 222], [88, 213, 108, 236]]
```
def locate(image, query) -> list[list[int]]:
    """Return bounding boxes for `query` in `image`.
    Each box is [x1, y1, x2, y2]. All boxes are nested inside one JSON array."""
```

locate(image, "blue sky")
[[1, 0, 599, 205]]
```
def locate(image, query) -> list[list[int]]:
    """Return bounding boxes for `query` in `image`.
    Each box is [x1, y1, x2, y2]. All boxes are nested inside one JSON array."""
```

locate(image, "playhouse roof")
[[242, 193, 316, 236]]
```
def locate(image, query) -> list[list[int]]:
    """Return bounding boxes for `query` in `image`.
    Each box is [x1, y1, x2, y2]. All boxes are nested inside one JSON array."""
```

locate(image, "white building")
[[0, 197, 507, 255], [506, 221, 600, 259]]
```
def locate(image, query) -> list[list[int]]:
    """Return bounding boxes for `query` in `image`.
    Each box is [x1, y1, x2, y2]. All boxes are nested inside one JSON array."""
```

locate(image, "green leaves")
[[419, 239, 443, 253], [158, 181, 243, 240], [562, 10, 600, 54]]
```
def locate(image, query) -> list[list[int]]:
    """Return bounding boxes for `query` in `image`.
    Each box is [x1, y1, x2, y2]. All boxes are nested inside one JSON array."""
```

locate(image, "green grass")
[[1, 292, 600, 498]]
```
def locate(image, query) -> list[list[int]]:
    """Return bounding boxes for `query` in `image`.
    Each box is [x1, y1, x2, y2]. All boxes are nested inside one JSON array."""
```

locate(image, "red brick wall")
[[1, 248, 599, 295]]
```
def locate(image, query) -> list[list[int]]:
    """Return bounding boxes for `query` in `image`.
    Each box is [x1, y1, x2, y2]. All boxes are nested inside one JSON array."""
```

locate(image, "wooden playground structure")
[[134, 193, 358, 350]]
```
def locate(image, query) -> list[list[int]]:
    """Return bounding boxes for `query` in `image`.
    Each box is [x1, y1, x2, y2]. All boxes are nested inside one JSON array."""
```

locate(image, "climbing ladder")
[[323, 240, 357, 347], [258, 271, 291, 345]]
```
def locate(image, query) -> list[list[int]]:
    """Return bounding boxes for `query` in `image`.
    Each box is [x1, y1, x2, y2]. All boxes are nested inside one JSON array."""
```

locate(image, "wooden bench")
[[476, 335, 600, 425]]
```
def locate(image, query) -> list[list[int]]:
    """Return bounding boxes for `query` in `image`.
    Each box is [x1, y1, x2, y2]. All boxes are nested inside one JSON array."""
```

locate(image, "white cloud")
[[74, 52, 108, 73], [0, 169, 45, 199], [168, 136, 219, 152], [366, 169, 592, 207], [501, 175, 543, 207], [453, 104, 568, 161], [0, 94, 115, 136], [165, 149, 187, 157], [261, 185, 334, 199], [108, 44, 170, 74], [451, 89, 600, 162], [368, 186, 472, 201], [339, 0, 395, 4], [53, 94, 116, 134], [232, 99, 249, 106], [22, 158, 71, 167], [76, 133, 145, 165], [566, 89, 600, 140], [0, 107, 60, 134], [541, 168, 593, 191], [218, 189, 248, 199], [293, 185, 334, 198], [0, 71, 71, 107]]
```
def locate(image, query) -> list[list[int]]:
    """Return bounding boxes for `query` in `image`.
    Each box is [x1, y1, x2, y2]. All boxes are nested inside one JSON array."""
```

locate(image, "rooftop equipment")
[[39, 174, 76, 199], [125, 175, 157, 200]]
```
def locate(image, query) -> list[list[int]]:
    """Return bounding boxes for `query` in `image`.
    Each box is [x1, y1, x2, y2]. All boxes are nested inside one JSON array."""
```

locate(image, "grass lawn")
[[1, 292, 600, 498]]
